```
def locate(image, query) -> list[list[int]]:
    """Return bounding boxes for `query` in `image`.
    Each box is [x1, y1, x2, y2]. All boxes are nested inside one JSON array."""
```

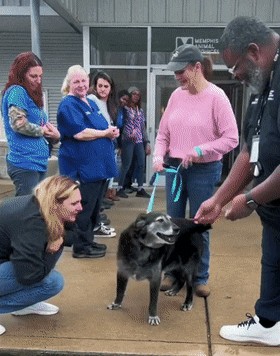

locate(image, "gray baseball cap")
[[166, 44, 204, 72]]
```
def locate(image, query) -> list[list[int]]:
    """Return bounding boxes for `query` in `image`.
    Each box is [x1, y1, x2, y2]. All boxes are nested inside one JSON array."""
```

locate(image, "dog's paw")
[[164, 289, 178, 296], [148, 315, 161, 325], [180, 303, 193, 311], [107, 302, 122, 310]]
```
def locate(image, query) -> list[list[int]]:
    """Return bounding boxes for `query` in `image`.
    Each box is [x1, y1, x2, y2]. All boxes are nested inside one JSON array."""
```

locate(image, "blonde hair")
[[34, 175, 80, 242], [60, 64, 88, 96]]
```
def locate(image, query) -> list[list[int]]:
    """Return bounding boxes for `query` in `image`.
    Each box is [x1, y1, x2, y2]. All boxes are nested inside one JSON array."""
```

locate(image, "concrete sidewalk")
[[0, 179, 279, 356]]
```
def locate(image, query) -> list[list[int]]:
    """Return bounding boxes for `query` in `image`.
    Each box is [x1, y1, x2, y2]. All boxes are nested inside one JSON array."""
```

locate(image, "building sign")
[[170, 27, 223, 54], [176, 36, 219, 53], [151, 27, 225, 64]]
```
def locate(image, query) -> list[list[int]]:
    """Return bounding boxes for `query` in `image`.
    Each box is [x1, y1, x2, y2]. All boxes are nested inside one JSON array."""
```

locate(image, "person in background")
[[116, 89, 130, 131], [87, 71, 118, 238], [153, 44, 239, 298], [0, 176, 82, 336], [116, 86, 151, 199], [57, 65, 119, 258], [195, 16, 280, 346], [1, 52, 60, 196], [115, 89, 138, 193]]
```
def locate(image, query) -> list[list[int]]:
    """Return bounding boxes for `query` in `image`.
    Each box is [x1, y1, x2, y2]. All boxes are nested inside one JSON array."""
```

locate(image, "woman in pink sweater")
[[153, 44, 239, 298]]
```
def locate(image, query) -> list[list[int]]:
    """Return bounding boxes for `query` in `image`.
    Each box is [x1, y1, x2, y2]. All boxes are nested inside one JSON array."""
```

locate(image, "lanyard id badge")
[[250, 135, 261, 176], [250, 135, 260, 163]]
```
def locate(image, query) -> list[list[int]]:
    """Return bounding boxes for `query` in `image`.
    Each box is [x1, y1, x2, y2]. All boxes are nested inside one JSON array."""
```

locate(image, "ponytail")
[[201, 57, 213, 81]]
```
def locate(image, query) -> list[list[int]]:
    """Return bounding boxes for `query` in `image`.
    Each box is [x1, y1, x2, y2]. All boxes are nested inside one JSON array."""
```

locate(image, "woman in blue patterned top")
[[116, 86, 151, 198], [1, 52, 60, 195]]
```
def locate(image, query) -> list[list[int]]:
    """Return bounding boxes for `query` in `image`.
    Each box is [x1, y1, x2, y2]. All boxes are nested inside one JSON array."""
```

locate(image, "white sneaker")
[[0, 324, 6, 335], [101, 223, 115, 233], [94, 223, 115, 233], [94, 224, 116, 238], [11, 302, 59, 316], [220, 313, 280, 346]]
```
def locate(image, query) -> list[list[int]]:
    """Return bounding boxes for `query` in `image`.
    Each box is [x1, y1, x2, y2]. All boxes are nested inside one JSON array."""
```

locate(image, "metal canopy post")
[[30, 0, 41, 59]]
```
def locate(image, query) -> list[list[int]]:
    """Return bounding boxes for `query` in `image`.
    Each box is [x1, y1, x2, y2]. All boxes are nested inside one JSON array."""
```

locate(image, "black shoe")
[[72, 247, 106, 258], [136, 188, 151, 198], [116, 188, 128, 198], [125, 186, 138, 193], [103, 198, 114, 206], [91, 241, 107, 251], [101, 202, 111, 209]]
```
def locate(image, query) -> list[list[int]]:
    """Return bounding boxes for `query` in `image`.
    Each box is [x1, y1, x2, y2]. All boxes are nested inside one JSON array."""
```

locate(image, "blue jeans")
[[7, 160, 46, 196], [166, 160, 222, 285], [0, 262, 64, 314], [119, 141, 145, 188], [255, 222, 280, 321]]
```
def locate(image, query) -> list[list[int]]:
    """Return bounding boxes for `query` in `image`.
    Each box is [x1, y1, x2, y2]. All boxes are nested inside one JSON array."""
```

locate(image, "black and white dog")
[[107, 212, 211, 325]]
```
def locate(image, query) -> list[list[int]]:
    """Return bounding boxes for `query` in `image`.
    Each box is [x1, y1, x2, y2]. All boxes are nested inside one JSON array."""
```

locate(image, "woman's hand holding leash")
[[182, 147, 203, 168], [153, 157, 165, 172]]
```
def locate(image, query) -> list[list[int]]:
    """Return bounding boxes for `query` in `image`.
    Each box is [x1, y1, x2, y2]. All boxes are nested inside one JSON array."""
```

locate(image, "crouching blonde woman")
[[0, 175, 82, 335]]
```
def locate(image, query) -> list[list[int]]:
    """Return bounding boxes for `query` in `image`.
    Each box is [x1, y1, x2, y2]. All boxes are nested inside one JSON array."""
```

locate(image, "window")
[[90, 27, 148, 66], [89, 68, 147, 112]]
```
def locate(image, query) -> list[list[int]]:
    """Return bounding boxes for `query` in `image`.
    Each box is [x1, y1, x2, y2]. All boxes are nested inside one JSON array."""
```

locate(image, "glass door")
[[147, 70, 244, 185], [147, 69, 178, 185]]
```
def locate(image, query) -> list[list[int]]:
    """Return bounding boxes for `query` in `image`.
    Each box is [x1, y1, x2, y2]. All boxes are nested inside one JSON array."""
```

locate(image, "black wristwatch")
[[245, 192, 259, 210]]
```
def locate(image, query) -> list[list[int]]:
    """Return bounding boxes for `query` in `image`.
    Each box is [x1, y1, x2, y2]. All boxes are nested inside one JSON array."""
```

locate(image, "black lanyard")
[[254, 48, 279, 135], [255, 88, 270, 135]]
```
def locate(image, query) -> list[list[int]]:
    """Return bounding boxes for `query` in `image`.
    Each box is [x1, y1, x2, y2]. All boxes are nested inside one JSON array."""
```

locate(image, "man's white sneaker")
[[11, 302, 59, 316], [220, 313, 280, 346], [0, 324, 6, 335]]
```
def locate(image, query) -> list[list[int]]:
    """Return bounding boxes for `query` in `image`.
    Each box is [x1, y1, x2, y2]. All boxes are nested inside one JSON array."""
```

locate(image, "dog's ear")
[[134, 213, 148, 230], [171, 217, 211, 233]]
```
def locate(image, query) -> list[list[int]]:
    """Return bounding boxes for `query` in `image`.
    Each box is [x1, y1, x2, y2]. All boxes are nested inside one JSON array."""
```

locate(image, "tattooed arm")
[[8, 106, 44, 137]]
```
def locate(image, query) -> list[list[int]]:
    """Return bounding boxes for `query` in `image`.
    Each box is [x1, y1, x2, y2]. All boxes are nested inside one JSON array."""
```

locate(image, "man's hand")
[[194, 197, 223, 224], [224, 194, 254, 221]]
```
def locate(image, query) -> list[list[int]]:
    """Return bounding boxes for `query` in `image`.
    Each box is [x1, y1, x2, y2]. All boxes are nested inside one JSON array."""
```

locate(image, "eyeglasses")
[[228, 56, 243, 75]]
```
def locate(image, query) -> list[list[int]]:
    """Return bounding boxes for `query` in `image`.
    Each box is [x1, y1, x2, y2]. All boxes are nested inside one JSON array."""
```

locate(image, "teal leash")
[[146, 172, 160, 213], [146, 164, 183, 213], [165, 163, 183, 203]]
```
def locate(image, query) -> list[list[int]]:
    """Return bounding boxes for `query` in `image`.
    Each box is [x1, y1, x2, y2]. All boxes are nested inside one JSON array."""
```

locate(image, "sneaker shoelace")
[[237, 313, 256, 329], [100, 224, 111, 234]]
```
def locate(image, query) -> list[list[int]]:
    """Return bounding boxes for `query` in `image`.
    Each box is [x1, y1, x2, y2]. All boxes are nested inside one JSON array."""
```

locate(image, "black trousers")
[[73, 179, 106, 251]]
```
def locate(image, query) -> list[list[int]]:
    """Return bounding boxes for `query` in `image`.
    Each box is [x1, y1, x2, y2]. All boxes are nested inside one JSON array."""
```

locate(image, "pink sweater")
[[154, 83, 239, 163]]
